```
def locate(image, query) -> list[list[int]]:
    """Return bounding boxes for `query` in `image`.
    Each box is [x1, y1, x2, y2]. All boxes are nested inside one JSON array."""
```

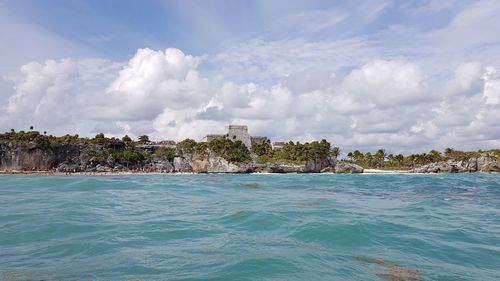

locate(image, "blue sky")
[[0, 0, 465, 65], [0, 0, 499, 153]]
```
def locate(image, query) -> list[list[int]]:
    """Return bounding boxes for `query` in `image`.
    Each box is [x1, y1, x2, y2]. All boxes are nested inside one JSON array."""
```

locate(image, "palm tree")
[[375, 149, 386, 167], [138, 135, 150, 144], [331, 147, 340, 159], [347, 152, 354, 161], [444, 148, 454, 158]]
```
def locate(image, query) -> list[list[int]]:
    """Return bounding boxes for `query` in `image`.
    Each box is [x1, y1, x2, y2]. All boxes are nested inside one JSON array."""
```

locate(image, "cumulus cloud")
[[482, 67, 500, 105], [0, 46, 499, 153], [342, 60, 428, 107], [3, 58, 120, 133]]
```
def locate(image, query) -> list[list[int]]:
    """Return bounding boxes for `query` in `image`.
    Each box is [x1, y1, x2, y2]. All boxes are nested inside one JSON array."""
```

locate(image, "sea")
[[0, 174, 499, 281]]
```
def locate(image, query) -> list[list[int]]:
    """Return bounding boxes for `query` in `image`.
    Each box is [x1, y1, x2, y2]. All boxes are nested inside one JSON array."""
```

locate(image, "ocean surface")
[[0, 174, 499, 281]]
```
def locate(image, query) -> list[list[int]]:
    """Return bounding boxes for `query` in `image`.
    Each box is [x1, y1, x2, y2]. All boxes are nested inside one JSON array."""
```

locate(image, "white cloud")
[[482, 67, 500, 105], [443, 62, 482, 96], [0, 45, 499, 153], [342, 60, 428, 107]]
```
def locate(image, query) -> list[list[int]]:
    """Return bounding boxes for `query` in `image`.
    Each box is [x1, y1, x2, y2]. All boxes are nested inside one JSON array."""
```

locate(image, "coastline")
[[2, 170, 497, 176], [362, 169, 412, 174]]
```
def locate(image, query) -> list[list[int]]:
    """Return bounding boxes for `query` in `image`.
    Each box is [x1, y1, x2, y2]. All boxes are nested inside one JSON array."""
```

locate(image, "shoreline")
[[362, 169, 412, 174], [1, 169, 496, 176]]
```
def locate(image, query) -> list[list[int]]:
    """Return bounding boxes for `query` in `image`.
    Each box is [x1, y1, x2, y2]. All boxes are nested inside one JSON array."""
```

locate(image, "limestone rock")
[[106, 155, 115, 167], [190, 155, 242, 173], [411, 155, 500, 173], [305, 157, 335, 172], [268, 164, 305, 173], [477, 156, 500, 172], [173, 157, 193, 173], [154, 160, 174, 173], [56, 162, 82, 172], [333, 162, 364, 173]]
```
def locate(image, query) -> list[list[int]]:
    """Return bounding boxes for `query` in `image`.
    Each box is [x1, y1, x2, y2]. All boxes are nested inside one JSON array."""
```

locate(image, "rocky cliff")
[[0, 141, 84, 171], [411, 155, 500, 173], [0, 141, 364, 174]]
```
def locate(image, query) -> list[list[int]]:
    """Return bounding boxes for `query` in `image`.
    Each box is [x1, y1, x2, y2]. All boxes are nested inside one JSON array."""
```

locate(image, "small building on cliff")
[[272, 142, 286, 149], [138, 140, 177, 152]]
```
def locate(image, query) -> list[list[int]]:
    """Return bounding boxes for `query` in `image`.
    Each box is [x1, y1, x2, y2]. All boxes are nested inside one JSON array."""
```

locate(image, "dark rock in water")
[[376, 265, 422, 281], [355, 256, 422, 281], [241, 182, 260, 188]]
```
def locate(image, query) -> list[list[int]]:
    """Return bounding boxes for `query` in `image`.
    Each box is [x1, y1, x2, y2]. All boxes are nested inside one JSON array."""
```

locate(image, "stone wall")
[[227, 125, 252, 149]]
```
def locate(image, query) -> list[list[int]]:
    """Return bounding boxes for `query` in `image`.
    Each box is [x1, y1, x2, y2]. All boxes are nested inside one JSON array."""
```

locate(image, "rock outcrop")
[[6, 139, 496, 174], [305, 157, 336, 172], [0, 141, 84, 171], [173, 157, 194, 173], [411, 155, 500, 173], [190, 153, 242, 173], [320, 162, 364, 173]]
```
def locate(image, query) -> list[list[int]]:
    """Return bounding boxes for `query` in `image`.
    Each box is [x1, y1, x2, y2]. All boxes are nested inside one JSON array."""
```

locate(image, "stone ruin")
[[203, 125, 268, 149]]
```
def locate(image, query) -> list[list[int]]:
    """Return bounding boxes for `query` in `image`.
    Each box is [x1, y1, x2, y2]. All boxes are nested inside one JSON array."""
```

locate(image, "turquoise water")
[[0, 174, 499, 280]]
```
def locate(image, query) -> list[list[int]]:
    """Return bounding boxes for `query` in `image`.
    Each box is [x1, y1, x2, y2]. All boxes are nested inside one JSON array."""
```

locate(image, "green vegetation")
[[207, 138, 251, 163], [176, 138, 251, 163], [1, 129, 498, 169], [345, 148, 500, 169], [138, 135, 150, 144], [177, 139, 197, 153], [154, 147, 177, 161], [255, 139, 339, 164]]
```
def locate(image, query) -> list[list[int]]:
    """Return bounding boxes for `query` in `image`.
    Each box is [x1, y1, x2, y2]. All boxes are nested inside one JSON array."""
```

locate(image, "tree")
[[428, 150, 442, 162], [253, 141, 272, 156], [365, 152, 373, 167], [353, 150, 363, 162], [331, 147, 340, 159], [444, 148, 454, 158], [122, 135, 132, 143], [395, 154, 404, 165], [347, 152, 354, 161], [155, 147, 176, 161], [178, 139, 197, 153], [29, 126, 34, 131], [374, 149, 386, 167], [208, 138, 251, 163], [138, 135, 150, 144]]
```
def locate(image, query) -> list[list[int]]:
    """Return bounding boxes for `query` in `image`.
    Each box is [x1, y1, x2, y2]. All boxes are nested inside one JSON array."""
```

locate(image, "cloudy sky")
[[0, 0, 499, 154]]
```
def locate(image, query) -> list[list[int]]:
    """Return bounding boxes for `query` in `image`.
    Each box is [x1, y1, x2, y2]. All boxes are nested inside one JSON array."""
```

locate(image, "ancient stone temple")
[[227, 125, 252, 148], [203, 125, 269, 149]]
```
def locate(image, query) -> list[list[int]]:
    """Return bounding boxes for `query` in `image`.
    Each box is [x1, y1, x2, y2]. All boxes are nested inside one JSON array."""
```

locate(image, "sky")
[[0, 0, 499, 154]]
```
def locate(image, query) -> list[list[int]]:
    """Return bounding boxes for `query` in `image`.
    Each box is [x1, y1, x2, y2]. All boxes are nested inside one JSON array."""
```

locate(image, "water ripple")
[[0, 174, 499, 280]]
